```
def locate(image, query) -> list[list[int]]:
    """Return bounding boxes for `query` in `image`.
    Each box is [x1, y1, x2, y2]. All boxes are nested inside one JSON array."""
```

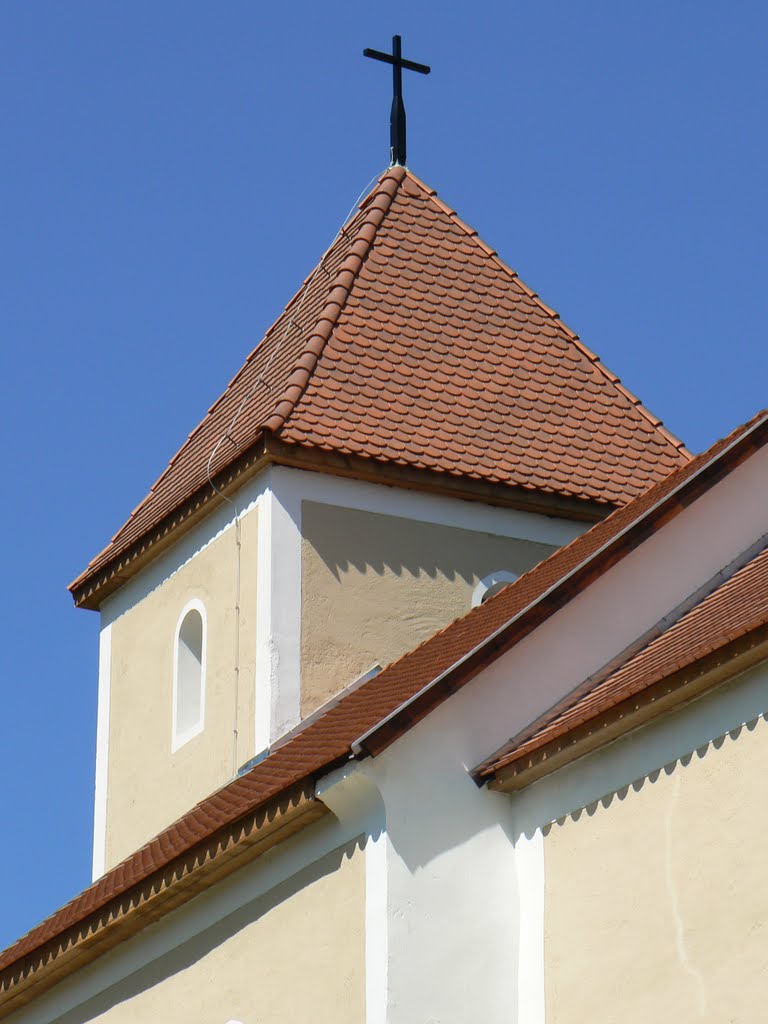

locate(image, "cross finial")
[[363, 35, 431, 167]]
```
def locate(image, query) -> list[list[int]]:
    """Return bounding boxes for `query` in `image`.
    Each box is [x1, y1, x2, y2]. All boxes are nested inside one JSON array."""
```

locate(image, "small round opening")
[[472, 570, 519, 608]]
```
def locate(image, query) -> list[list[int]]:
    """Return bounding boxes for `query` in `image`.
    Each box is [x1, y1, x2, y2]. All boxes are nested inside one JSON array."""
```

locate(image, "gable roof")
[[476, 534, 768, 788], [4, 408, 763, 1014], [70, 165, 689, 608]]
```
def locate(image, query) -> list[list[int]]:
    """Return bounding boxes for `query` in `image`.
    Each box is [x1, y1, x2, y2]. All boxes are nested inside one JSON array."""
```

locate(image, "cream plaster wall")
[[301, 501, 556, 715], [50, 839, 365, 1024], [105, 508, 258, 869], [544, 709, 768, 1023]]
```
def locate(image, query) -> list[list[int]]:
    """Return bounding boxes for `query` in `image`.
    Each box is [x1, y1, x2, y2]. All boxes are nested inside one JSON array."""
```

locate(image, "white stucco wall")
[[344, 441, 768, 1023]]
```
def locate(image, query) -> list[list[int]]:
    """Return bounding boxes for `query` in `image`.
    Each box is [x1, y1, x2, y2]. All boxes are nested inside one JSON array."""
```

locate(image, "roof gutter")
[[350, 412, 768, 759]]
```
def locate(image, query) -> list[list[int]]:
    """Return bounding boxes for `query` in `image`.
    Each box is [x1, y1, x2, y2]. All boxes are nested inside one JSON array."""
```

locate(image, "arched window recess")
[[172, 599, 207, 751]]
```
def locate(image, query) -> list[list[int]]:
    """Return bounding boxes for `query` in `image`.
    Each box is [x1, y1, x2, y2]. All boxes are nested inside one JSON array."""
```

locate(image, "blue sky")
[[0, 0, 766, 948]]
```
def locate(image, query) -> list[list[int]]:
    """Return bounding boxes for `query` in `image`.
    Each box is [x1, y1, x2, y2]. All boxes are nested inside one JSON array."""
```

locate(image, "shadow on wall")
[[303, 501, 553, 584], [56, 837, 365, 1024], [532, 707, 768, 1023], [512, 704, 768, 844]]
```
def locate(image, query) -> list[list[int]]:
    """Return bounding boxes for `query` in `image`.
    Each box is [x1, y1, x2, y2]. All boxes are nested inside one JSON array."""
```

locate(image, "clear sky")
[[0, 0, 766, 949]]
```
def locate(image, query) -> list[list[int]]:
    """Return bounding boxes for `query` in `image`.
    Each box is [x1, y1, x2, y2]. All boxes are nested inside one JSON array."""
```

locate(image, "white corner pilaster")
[[91, 622, 112, 880], [516, 827, 545, 1024], [365, 824, 389, 1024], [255, 468, 302, 750], [316, 762, 389, 1024]]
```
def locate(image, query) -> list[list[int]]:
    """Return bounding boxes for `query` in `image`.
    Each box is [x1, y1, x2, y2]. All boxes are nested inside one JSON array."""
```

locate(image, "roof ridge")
[[402, 169, 691, 461], [262, 166, 406, 434]]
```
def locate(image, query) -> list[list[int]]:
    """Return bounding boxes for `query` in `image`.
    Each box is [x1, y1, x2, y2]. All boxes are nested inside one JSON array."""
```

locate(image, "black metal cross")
[[363, 35, 430, 167]]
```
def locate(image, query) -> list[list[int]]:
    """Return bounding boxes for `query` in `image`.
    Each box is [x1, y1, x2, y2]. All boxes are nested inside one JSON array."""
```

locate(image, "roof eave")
[[69, 435, 274, 610], [0, 785, 325, 1019], [485, 623, 768, 793], [70, 434, 613, 611], [354, 412, 768, 764]]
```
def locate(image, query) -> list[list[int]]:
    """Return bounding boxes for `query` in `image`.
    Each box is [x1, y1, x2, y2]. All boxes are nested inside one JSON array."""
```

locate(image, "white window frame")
[[172, 598, 207, 752], [471, 570, 519, 608]]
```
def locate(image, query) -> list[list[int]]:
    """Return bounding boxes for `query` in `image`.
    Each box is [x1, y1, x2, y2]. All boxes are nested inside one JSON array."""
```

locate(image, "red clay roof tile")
[[5, 408, 765, 989], [477, 536, 768, 780], [71, 166, 688, 603]]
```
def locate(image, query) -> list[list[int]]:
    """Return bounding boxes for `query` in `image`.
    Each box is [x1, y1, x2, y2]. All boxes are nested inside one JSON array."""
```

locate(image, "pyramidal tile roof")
[[71, 165, 689, 604]]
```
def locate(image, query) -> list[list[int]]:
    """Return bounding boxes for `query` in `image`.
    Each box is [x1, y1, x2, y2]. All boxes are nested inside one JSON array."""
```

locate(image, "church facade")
[[1, 165, 766, 1024]]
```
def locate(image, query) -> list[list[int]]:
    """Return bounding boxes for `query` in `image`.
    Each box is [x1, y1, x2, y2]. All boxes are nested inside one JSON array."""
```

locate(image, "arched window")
[[472, 570, 519, 608], [172, 599, 206, 751]]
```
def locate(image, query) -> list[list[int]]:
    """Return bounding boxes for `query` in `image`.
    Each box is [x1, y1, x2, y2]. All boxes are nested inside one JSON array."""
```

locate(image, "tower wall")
[[301, 501, 557, 715], [102, 505, 258, 871], [93, 464, 585, 873]]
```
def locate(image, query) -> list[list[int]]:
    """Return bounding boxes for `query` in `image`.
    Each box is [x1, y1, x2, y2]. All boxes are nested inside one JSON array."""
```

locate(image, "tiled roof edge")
[[478, 544, 768, 780], [482, 620, 768, 790], [68, 168, 405, 600], [262, 166, 405, 434], [351, 408, 768, 761], [402, 169, 692, 461], [469, 418, 768, 783], [0, 785, 325, 1017], [6, 409, 766, 1001]]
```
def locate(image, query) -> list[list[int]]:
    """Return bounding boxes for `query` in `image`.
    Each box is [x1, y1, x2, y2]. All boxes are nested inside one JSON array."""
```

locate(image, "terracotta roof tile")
[[71, 167, 689, 603], [478, 537, 768, 780], [4, 408, 765, 988]]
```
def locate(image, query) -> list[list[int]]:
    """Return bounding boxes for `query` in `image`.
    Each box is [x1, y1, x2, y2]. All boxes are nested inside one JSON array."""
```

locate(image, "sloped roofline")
[[68, 167, 407, 607], [478, 538, 768, 790], [351, 408, 766, 759], [2, 408, 763, 1013], [69, 165, 690, 609]]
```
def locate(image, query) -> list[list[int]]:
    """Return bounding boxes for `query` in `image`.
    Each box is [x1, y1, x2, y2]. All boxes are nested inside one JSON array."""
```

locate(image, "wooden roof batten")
[[70, 166, 690, 608]]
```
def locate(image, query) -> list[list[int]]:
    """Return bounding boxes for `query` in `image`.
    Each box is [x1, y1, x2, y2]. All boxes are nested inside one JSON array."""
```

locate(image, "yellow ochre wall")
[[543, 711, 768, 1023], [105, 508, 258, 870], [301, 501, 556, 716], [70, 840, 365, 1024]]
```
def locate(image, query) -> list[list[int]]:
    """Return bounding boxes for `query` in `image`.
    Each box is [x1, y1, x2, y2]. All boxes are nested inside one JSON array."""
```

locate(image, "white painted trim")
[[355, 444, 768, 759], [515, 828, 545, 1024], [365, 827, 388, 1024], [171, 598, 207, 753], [472, 569, 519, 608], [255, 482, 275, 753], [315, 761, 389, 1024], [91, 623, 112, 881], [100, 473, 269, 627], [278, 465, 584, 548], [255, 469, 303, 750], [254, 462, 574, 750], [270, 474, 302, 740]]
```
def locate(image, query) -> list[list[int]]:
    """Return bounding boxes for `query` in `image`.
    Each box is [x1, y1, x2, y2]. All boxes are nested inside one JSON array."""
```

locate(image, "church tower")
[[69, 164, 688, 878]]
